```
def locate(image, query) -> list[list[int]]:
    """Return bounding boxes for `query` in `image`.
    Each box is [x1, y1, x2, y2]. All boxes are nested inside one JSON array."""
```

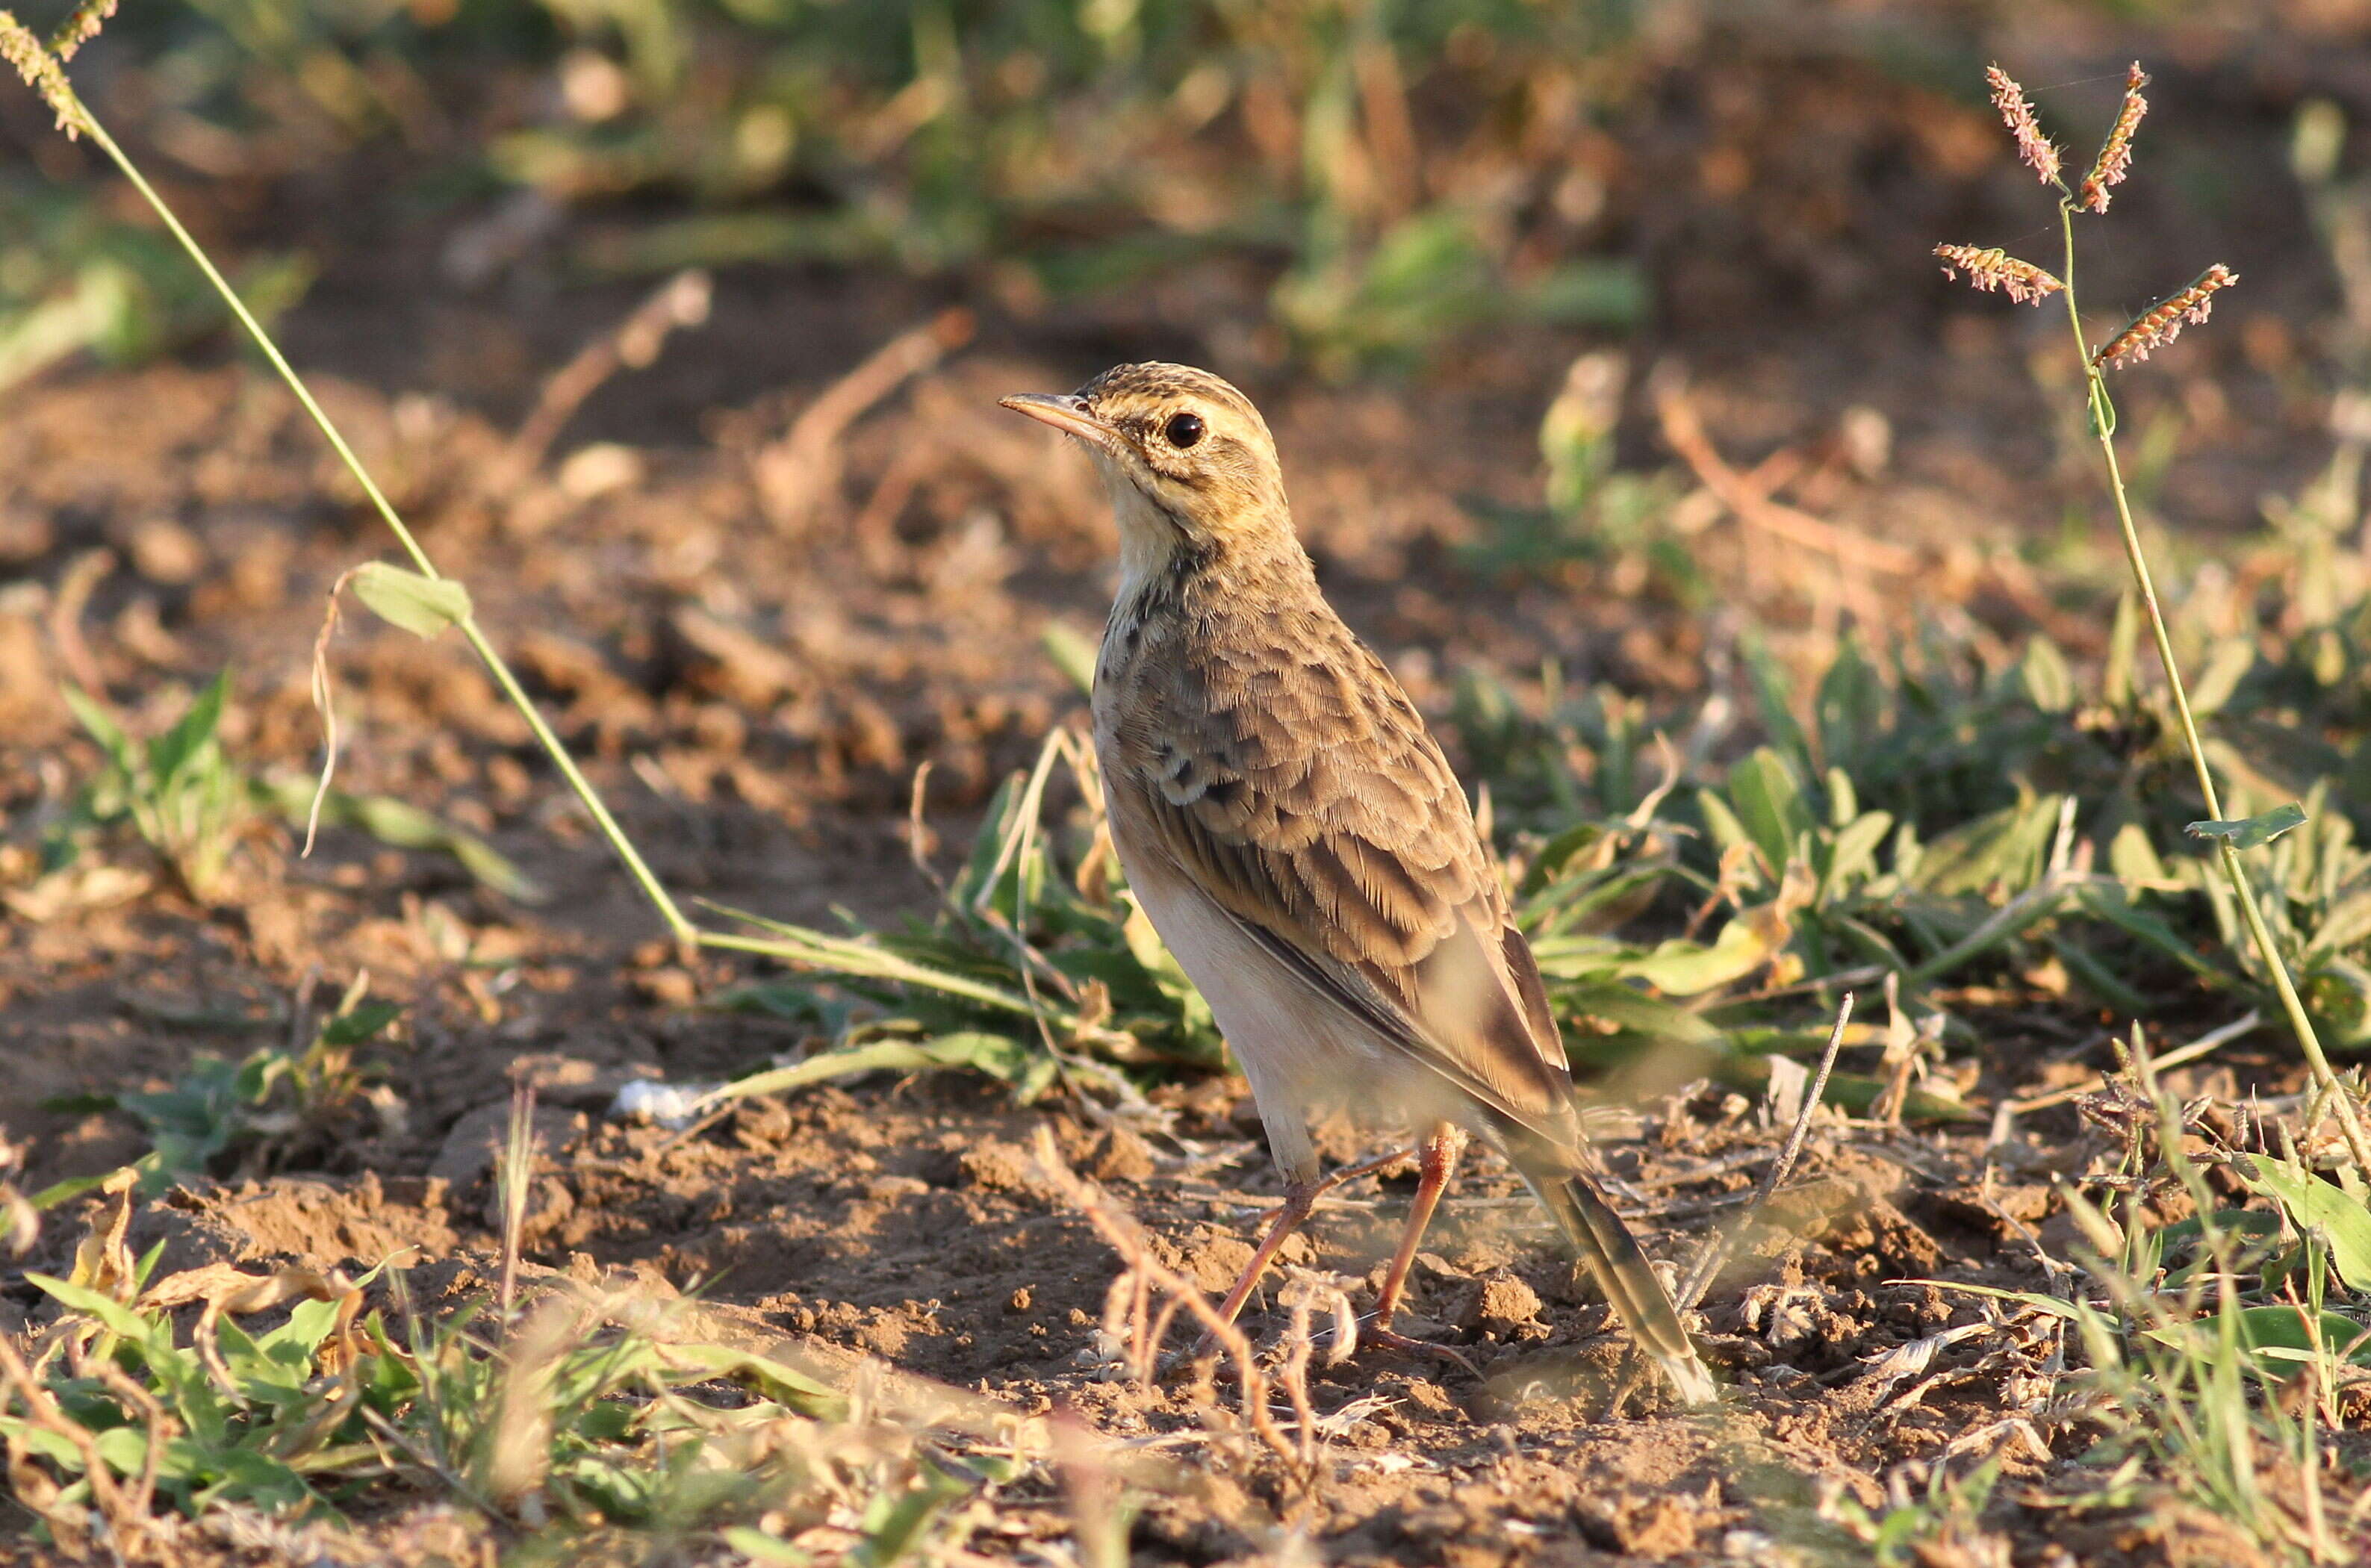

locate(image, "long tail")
[[1518, 1154, 1717, 1407]]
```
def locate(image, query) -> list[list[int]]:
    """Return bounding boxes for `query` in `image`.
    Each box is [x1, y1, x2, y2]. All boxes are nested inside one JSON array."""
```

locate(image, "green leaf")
[[2019, 635, 2073, 713], [2144, 1304, 2371, 1378], [721, 1528, 813, 1564], [1724, 747, 1813, 877], [2187, 636, 2257, 718], [1912, 797, 2058, 898], [1616, 900, 1793, 998], [2236, 1154, 2371, 1290], [260, 781, 544, 902], [148, 670, 229, 785], [59, 682, 135, 768], [91, 1425, 149, 1478], [703, 1033, 1045, 1109], [1738, 636, 1815, 777], [349, 562, 470, 639], [2187, 804, 2308, 851], [1040, 620, 1098, 695], [2103, 590, 2142, 708], [1821, 809, 1895, 904], [856, 1464, 972, 1566], [39, 1092, 119, 1115], [318, 1000, 402, 1048], [25, 1274, 156, 1340], [662, 1344, 845, 1420]]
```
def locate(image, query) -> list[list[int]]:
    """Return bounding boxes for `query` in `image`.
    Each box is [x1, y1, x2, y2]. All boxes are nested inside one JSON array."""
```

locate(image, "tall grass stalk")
[[0, 18, 696, 947], [2051, 197, 2371, 1177]]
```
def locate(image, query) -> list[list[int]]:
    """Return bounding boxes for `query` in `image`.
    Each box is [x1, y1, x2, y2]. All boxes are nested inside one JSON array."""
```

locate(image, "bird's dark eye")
[[1163, 412, 1206, 449]]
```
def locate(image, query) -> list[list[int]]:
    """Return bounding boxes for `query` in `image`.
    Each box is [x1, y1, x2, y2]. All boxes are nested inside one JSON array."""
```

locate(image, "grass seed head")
[[1933, 244, 2066, 305], [1986, 64, 2061, 187], [47, 0, 113, 60], [2094, 264, 2238, 368], [2081, 63, 2150, 214], [0, 11, 90, 137]]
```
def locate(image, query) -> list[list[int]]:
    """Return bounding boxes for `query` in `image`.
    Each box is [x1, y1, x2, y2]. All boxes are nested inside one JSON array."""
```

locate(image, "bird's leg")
[[1202, 1145, 1423, 1343], [1361, 1124, 1481, 1375], [1370, 1121, 1465, 1337]]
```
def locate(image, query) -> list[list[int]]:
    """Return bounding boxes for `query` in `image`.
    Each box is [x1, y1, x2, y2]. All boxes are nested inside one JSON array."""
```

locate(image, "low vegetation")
[[5, 7, 2371, 1565]]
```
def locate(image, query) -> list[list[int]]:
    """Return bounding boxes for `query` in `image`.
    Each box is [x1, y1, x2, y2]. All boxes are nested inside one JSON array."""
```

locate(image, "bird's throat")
[[1104, 472, 1208, 597]]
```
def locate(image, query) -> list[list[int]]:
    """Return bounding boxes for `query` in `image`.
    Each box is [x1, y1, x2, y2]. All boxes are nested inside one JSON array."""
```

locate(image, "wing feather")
[[1107, 617, 1573, 1136]]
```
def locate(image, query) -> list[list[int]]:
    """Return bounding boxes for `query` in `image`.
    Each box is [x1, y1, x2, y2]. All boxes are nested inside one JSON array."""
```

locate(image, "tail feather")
[[1523, 1160, 1717, 1407]]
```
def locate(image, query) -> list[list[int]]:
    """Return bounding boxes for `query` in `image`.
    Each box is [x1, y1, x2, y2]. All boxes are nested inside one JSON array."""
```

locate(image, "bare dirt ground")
[[1, 31, 2358, 1566]]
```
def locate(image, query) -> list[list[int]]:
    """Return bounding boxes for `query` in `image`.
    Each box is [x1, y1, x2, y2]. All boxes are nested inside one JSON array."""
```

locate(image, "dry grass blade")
[[1676, 992, 1851, 1313], [1029, 1125, 1310, 1476], [496, 1079, 535, 1323]]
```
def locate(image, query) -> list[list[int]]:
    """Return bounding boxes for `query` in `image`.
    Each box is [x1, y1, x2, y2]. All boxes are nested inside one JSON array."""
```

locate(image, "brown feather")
[[1100, 541, 1574, 1131]]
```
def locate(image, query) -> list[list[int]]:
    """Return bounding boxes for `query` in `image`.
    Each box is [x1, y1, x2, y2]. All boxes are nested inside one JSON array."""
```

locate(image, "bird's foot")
[[1362, 1322, 1482, 1381]]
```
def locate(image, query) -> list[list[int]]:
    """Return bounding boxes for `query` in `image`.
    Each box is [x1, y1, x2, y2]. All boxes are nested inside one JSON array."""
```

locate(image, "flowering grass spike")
[[2081, 63, 2149, 214], [1986, 64, 2061, 186], [1933, 245, 2064, 305], [2094, 264, 2238, 367], [0, 10, 90, 137], [49, 0, 116, 61]]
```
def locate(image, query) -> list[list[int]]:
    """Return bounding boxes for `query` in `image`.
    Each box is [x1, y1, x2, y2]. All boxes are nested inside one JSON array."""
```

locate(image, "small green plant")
[[706, 730, 1225, 1111], [0, 178, 310, 391], [0, 1228, 898, 1551], [1821, 1457, 2010, 1567], [1937, 1035, 2371, 1561], [40, 667, 540, 905], [1458, 352, 1698, 600], [45, 978, 403, 1194], [53, 671, 247, 902]]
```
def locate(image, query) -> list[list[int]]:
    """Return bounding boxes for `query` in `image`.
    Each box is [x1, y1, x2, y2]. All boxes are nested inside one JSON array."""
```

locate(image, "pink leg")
[[1371, 1122, 1466, 1335], [1205, 1145, 1423, 1335], [1363, 1124, 1481, 1375]]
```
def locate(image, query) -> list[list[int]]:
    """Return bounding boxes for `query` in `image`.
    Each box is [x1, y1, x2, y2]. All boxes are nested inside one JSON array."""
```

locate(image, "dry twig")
[[756, 308, 975, 532], [497, 269, 712, 486], [1031, 1125, 1311, 1475], [1676, 991, 1851, 1313], [1654, 384, 1920, 576]]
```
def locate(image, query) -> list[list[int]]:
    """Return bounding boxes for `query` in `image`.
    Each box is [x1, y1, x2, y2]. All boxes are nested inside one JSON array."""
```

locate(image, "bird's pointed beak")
[[999, 392, 1117, 453]]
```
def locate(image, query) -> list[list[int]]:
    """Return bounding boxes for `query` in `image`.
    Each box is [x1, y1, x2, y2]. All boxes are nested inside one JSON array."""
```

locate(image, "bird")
[[1000, 362, 1715, 1407]]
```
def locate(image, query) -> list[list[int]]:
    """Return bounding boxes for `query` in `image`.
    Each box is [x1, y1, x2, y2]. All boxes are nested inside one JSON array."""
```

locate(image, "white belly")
[[1109, 813, 1435, 1183]]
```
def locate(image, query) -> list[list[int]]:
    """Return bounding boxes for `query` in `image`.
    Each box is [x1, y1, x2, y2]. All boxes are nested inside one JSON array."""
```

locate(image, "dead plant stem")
[[1677, 990, 1850, 1312]]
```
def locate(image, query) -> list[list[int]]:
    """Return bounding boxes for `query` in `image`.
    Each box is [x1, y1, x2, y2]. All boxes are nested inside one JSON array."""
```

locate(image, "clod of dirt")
[[428, 1101, 588, 1190], [1081, 1124, 1155, 1183], [1462, 1272, 1545, 1337], [954, 1138, 1049, 1197], [1579, 1491, 1701, 1557], [121, 1174, 459, 1276]]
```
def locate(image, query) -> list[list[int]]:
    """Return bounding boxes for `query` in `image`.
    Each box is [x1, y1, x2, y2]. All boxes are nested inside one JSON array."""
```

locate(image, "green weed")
[[38, 666, 540, 906], [40, 977, 402, 1197]]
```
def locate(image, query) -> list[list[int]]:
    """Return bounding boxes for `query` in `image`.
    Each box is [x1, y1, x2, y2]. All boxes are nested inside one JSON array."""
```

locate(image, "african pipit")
[[1001, 362, 1715, 1406]]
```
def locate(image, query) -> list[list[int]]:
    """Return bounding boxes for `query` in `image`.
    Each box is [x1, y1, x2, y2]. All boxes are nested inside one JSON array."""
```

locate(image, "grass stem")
[[61, 86, 697, 946], [2056, 198, 2371, 1177]]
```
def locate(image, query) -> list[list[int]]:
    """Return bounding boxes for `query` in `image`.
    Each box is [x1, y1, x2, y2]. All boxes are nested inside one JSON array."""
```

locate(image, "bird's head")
[[1001, 362, 1291, 585]]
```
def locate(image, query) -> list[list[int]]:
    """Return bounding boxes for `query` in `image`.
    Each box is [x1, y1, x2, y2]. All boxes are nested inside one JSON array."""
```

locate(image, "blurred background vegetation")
[[1, 0, 1684, 384], [10, 2, 2371, 1044]]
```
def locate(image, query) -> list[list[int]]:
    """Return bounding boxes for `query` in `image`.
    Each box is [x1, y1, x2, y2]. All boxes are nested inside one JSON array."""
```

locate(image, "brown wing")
[[1110, 610, 1574, 1136]]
